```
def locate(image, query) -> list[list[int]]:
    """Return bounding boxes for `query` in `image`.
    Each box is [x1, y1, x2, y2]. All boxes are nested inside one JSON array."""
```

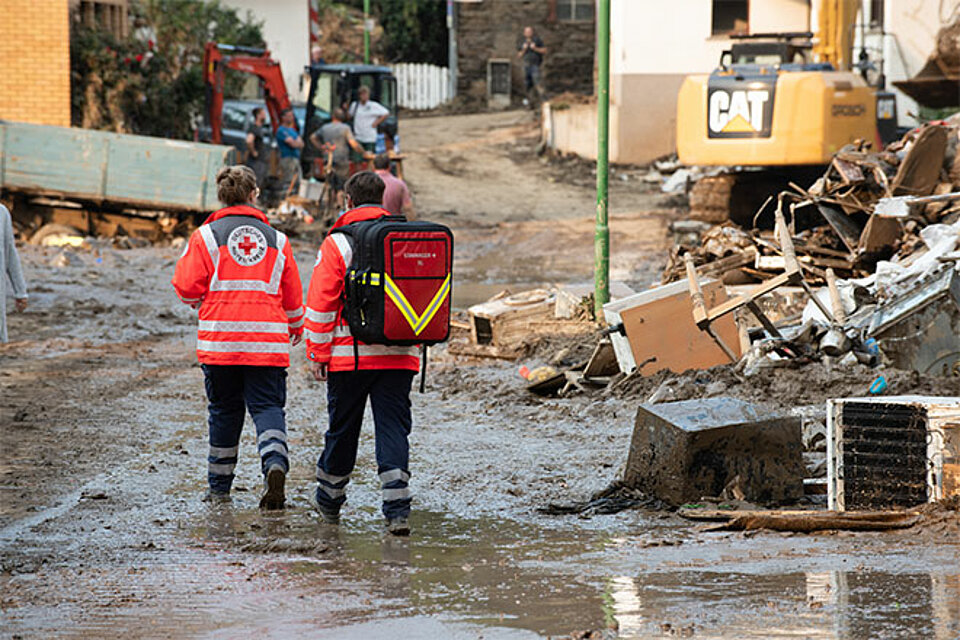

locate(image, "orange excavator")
[[202, 42, 297, 144]]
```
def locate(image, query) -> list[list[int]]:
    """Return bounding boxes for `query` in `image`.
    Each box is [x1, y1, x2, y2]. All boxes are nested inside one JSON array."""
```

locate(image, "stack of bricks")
[[0, 0, 71, 127]]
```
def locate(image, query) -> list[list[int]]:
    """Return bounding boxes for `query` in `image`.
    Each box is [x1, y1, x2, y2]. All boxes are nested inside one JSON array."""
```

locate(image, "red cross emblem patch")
[[227, 225, 268, 266]]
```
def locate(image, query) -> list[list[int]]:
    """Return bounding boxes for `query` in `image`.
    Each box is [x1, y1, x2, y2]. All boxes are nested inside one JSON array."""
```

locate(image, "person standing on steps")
[[172, 165, 304, 510], [304, 171, 419, 536], [517, 25, 547, 107], [1, 204, 28, 343]]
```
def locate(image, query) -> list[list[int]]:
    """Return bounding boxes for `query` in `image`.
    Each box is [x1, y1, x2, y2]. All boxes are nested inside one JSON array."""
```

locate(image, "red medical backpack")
[[332, 216, 453, 348]]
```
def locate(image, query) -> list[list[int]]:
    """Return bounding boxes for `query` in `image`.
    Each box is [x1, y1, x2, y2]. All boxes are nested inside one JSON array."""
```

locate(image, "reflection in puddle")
[[606, 571, 960, 639], [189, 506, 960, 639]]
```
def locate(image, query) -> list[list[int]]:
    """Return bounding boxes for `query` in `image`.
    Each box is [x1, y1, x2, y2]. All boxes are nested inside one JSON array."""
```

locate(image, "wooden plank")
[[705, 272, 796, 322], [832, 157, 864, 184], [678, 507, 918, 522], [447, 341, 523, 360], [697, 247, 757, 279]]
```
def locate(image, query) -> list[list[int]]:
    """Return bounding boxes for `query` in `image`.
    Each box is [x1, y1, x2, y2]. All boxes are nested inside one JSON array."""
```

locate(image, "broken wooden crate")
[[603, 278, 743, 376]]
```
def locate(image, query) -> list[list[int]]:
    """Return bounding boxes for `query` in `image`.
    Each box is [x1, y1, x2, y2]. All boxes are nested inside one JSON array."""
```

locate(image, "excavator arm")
[[202, 42, 296, 145], [812, 0, 860, 71]]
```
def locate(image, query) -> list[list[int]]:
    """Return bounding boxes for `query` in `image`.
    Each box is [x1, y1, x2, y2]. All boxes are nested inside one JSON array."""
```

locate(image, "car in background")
[[196, 99, 307, 157]]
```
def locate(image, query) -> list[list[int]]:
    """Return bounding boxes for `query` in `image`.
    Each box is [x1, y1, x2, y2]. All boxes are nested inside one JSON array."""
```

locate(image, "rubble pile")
[[663, 117, 960, 286]]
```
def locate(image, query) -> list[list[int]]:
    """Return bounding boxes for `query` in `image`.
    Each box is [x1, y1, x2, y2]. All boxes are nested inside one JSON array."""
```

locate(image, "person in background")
[[347, 86, 389, 159], [245, 107, 269, 196], [172, 166, 304, 510], [517, 26, 547, 106], [373, 154, 415, 220], [275, 109, 304, 195], [1, 204, 28, 343], [309, 108, 372, 206], [310, 44, 326, 67]]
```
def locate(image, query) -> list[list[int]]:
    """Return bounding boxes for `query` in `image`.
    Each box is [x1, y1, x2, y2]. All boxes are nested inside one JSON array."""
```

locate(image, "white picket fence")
[[392, 63, 451, 110]]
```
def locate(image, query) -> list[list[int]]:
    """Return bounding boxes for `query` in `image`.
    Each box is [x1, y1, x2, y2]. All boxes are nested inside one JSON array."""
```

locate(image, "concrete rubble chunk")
[[624, 397, 803, 507]]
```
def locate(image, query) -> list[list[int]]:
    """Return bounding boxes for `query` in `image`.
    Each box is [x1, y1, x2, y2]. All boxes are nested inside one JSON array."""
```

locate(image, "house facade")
[[547, 0, 949, 165], [220, 0, 311, 100]]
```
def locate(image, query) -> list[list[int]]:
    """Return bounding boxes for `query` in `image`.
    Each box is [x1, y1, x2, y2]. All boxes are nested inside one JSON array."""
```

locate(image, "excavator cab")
[[301, 64, 398, 177], [723, 40, 816, 68]]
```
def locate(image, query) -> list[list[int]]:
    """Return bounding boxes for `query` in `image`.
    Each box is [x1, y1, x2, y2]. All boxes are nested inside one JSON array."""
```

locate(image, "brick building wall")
[[457, 0, 595, 100], [0, 0, 71, 127]]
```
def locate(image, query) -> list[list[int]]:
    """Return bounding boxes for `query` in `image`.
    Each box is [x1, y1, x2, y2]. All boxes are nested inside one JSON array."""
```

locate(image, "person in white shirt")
[[347, 86, 389, 158]]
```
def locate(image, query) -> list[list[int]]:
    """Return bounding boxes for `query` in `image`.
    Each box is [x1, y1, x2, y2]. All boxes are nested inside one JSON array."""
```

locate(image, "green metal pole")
[[363, 0, 371, 64], [594, 0, 610, 319]]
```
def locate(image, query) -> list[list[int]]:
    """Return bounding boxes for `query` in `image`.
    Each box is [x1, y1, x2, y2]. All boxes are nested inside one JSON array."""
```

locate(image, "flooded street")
[[2, 111, 959, 639]]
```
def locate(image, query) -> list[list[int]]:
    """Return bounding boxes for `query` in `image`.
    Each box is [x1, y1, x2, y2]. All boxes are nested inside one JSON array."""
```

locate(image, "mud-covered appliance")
[[827, 396, 960, 511]]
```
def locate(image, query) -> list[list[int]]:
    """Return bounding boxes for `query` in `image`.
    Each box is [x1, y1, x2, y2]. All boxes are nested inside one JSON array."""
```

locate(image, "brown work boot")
[[259, 466, 286, 510], [386, 517, 410, 536]]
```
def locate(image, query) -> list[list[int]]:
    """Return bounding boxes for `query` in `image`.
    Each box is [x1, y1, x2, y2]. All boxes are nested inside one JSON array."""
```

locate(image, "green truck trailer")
[[0, 121, 235, 239]]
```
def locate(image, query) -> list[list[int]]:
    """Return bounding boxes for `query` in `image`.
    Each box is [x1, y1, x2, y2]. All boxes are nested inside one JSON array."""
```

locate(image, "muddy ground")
[[2, 111, 959, 639]]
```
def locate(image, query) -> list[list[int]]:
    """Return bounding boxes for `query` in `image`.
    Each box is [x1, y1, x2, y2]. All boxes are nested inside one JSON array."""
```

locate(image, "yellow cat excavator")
[[676, 0, 899, 224]]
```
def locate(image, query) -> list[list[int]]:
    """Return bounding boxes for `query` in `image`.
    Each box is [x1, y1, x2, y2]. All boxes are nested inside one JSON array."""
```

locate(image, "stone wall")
[[457, 0, 594, 101]]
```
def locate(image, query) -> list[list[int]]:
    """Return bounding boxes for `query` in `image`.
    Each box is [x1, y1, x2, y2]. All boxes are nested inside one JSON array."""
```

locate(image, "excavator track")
[[689, 169, 824, 227]]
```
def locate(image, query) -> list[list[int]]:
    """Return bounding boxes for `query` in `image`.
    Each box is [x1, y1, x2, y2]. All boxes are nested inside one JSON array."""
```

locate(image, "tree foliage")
[[70, 0, 264, 139], [344, 0, 447, 65]]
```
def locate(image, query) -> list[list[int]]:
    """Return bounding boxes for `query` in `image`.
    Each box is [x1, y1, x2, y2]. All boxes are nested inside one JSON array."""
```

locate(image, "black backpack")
[[332, 215, 454, 389]]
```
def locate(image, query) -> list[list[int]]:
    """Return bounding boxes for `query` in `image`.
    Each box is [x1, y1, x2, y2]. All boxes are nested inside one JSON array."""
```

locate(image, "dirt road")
[[2, 111, 959, 639]]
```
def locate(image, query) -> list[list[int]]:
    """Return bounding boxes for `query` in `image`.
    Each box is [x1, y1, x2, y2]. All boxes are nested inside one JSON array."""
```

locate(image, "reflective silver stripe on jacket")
[[306, 308, 336, 323], [198, 321, 288, 334], [199, 225, 220, 267], [197, 340, 289, 354], [331, 345, 418, 358], [330, 232, 353, 268], [306, 330, 333, 344]]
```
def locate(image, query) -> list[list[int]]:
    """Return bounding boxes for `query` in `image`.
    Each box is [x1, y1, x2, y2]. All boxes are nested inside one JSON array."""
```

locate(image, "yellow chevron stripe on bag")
[[383, 273, 451, 336]]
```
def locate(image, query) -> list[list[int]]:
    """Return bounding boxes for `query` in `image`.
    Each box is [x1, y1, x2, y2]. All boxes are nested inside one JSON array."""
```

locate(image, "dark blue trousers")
[[315, 369, 415, 519], [202, 364, 289, 493]]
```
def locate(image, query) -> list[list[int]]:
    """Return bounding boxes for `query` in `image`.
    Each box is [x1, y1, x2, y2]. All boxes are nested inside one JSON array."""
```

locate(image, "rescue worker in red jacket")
[[305, 171, 418, 535], [172, 165, 304, 509]]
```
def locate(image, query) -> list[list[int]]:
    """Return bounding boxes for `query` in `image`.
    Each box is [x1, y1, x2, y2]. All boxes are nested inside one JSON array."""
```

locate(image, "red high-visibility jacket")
[[172, 205, 304, 367], [305, 206, 419, 372]]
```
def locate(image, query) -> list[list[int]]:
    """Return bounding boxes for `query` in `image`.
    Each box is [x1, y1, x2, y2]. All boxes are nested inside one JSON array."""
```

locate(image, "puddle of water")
[[181, 505, 960, 639]]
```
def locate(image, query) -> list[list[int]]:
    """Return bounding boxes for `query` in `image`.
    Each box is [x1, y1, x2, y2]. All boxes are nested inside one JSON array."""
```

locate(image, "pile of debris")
[[664, 118, 960, 285]]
